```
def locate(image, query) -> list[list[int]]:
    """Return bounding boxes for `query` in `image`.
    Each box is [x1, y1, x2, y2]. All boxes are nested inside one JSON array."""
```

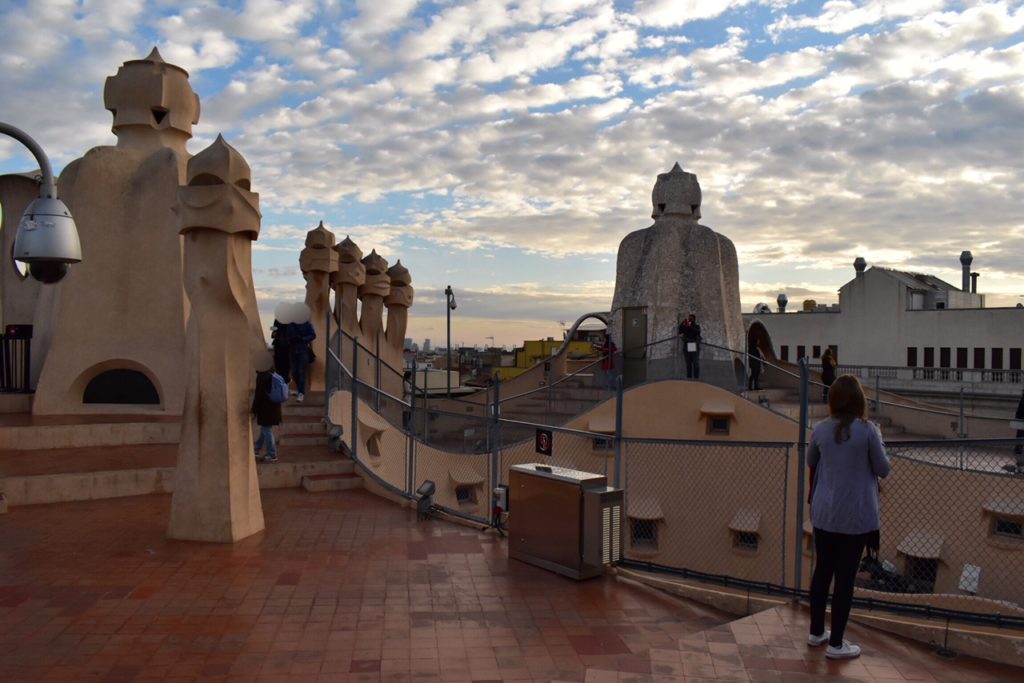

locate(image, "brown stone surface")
[[0, 488, 1020, 681]]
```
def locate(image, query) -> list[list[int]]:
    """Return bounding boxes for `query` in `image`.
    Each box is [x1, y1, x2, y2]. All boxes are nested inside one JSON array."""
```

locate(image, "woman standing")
[[807, 374, 890, 659]]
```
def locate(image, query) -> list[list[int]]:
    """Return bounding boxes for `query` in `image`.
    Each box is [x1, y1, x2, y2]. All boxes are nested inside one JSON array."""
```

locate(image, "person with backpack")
[[252, 368, 285, 463]]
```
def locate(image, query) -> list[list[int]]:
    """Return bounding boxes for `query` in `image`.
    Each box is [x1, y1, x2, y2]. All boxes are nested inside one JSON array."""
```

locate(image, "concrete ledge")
[[302, 473, 362, 492], [1, 458, 356, 506], [279, 435, 327, 446], [617, 567, 1024, 669], [0, 422, 181, 450], [2, 467, 176, 506], [0, 394, 32, 414]]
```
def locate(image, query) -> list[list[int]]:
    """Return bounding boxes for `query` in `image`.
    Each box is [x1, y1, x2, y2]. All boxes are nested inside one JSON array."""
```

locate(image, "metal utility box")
[[508, 463, 623, 580]]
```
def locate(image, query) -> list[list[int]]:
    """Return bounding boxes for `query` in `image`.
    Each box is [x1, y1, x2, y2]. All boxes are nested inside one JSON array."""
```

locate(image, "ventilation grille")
[[602, 503, 622, 566]]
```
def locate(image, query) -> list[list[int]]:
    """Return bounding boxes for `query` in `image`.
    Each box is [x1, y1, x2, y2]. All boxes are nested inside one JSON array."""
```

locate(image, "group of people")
[[250, 319, 317, 464]]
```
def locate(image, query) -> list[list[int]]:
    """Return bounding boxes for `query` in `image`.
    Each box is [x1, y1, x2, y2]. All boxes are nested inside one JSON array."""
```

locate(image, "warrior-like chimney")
[[777, 293, 788, 313], [854, 256, 866, 277], [971, 272, 979, 294]]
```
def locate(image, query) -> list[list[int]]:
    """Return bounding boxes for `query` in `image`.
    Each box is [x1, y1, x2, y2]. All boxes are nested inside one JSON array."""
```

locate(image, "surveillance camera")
[[13, 196, 82, 284]]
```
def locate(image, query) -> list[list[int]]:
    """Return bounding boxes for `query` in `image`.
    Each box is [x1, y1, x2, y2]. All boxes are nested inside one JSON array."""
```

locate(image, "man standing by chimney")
[[679, 314, 702, 379]]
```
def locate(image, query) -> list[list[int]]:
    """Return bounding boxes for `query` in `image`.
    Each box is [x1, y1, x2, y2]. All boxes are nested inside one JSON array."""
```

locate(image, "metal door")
[[621, 307, 646, 387]]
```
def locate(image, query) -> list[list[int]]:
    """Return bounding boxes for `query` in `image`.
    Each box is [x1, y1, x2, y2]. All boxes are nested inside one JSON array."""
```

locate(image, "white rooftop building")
[[745, 252, 1023, 390]]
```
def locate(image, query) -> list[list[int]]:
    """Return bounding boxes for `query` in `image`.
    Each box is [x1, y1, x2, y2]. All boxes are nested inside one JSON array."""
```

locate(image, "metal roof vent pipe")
[[960, 251, 973, 292], [777, 293, 788, 313], [854, 256, 867, 277], [971, 272, 979, 294]]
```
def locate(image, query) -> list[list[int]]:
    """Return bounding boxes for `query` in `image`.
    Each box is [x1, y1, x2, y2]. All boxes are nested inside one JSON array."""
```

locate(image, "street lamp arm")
[[0, 122, 56, 198]]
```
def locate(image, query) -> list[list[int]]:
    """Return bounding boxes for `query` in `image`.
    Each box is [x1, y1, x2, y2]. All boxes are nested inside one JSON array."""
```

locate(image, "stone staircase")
[[0, 390, 362, 508]]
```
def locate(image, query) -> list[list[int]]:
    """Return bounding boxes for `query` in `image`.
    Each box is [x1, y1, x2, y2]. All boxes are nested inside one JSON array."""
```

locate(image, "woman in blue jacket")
[[806, 374, 890, 659]]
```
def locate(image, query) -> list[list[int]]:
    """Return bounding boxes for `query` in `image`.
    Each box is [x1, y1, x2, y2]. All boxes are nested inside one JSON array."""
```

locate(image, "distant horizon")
[[3, 1, 1022, 349]]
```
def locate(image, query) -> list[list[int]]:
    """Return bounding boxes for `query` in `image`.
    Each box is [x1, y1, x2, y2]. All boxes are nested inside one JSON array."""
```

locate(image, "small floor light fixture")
[[416, 480, 436, 521]]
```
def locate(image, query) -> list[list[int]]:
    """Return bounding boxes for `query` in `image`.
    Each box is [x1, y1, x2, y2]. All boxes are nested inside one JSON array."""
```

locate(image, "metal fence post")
[[350, 340, 359, 461], [491, 377, 501, 490], [324, 303, 331, 407], [408, 357, 417, 496], [342, 309, 350, 389], [875, 374, 881, 418], [794, 357, 810, 597], [614, 374, 624, 489], [375, 331, 381, 412]]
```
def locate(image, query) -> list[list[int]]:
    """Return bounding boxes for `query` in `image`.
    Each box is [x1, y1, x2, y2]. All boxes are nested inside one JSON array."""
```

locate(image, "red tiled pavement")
[[0, 488, 1021, 682]]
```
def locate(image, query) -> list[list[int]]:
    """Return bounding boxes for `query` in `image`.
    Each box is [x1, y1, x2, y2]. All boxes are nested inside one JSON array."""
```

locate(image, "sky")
[[1, 0, 1022, 349]]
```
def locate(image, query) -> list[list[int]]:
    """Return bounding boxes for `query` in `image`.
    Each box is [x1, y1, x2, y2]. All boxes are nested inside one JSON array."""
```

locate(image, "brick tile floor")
[[0, 488, 1021, 682]]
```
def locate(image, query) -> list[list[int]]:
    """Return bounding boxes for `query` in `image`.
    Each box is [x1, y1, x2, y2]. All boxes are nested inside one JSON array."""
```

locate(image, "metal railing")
[[324, 317, 1024, 629], [1, 325, 32, 393]]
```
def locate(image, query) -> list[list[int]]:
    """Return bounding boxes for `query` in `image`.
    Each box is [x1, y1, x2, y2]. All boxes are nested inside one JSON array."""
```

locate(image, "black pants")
[[684, 352, 699, 379], [810, 527, 869, 646]]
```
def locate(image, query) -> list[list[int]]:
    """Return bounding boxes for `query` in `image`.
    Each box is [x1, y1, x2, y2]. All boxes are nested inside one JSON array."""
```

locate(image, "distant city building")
[[404, 338, 413, 350], [746, 253, 1022, 378], [423, 339, 431, 352]]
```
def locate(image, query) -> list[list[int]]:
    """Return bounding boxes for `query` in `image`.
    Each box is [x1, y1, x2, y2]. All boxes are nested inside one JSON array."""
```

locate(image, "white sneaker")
[[296, 393, 304, 402], [807, 630, 830, 646], [826, 641, 861, 659]]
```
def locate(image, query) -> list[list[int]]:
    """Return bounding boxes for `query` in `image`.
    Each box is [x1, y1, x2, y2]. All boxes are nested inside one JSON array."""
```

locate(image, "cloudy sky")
[[1, 0, 1022, 348]]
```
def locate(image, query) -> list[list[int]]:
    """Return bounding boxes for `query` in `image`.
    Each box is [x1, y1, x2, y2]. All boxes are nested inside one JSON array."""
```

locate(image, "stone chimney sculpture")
[[610, 163, 743, 365], [358, 250, 391, 343], [332, 236, 366, 333], [167, 135, 266, 543], [384, 260, 415, 350], [328, 239, 412, 396], [31, 48, 199, 414], [300, 222, 339, 392]]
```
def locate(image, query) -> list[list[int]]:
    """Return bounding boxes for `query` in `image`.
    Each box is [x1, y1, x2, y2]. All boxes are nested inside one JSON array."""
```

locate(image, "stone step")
[[283, 405, 324, 417], [2, 449, 357, 507], [302, 472, 362, 492], [279, 434, 327, 446], [277, 420, 327, 436], [0, 419, 180, 450]]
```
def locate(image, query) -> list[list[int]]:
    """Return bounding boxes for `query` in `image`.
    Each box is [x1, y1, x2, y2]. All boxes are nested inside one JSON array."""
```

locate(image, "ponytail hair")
[[828, 374, 867, 443]]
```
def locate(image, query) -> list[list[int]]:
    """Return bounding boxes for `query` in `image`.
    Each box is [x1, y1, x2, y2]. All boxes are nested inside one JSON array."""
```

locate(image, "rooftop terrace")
[[1, 487, 1021, 682]]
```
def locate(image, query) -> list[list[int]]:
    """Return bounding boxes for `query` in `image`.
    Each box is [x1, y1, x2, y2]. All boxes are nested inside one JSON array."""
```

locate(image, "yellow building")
[[493, 338, 597, 381]]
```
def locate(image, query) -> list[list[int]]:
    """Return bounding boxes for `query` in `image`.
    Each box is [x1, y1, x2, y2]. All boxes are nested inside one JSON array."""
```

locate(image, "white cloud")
[[345, 0, 420, 40], [634, 0, 755, 28], [768, 0, 946, 37]]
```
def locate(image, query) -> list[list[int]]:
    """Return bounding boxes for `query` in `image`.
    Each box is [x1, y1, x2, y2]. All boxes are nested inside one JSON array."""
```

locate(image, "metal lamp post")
[[0, 122, 81, 284], [445, 285, 456, 398]]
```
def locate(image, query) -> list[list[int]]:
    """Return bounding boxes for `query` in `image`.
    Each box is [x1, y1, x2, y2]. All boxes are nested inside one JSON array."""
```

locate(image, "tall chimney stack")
[[959, 251, 973, 292], [971, 272, 979, 294]]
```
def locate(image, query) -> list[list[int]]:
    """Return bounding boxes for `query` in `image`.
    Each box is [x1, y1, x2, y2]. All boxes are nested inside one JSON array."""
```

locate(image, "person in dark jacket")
[[252, 369, 283, 463], [270, 320, 290, 384], [748, 345, 763, 390], [286, 320, 316, 402], [820, 347, 837, 402], [678, 314, 702, 379]]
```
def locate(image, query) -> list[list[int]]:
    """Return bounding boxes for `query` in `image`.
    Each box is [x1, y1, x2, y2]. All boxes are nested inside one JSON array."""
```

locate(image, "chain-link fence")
[[620, 439, 794, 587], [867, 440, 1024, 613], [326, 319, 1024, 629]]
